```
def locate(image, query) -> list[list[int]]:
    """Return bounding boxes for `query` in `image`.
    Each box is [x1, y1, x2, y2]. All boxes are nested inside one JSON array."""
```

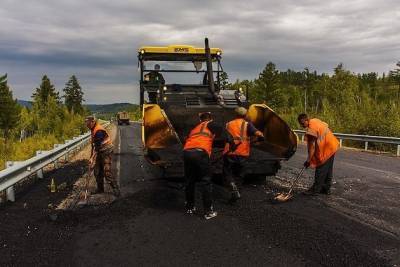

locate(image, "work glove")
[[303, 160, 311, 168]]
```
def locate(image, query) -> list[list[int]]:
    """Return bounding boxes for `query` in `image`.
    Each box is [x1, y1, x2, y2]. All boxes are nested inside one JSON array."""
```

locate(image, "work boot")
[[93, 188, 104, 194], [320, 188, 332, 195], [230, 182, 241, 202], [94, 182, 104, 194], [204, 211, 218, 220], [113, 188, 121, 197], [185, 201, 196, 214], [186, 207, 197, 215], [204, 207, 218, 220], [231, 190, 241, 202], [111, 185, 121, 197], [303, 188, 318, 196]]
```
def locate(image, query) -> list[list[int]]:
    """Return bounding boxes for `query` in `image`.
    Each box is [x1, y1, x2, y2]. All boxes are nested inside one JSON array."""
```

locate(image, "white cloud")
[[0, 0, 399, 103]]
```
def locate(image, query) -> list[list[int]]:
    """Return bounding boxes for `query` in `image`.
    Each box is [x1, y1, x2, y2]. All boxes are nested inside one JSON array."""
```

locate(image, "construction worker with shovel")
[[223, 107, 264, 202], [85, 116, 120, 197], [298, 114, 339, 195]]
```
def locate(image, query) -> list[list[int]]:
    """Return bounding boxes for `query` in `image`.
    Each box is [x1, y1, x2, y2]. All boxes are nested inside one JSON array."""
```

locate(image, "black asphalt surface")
[[1, 122, 399, 266]]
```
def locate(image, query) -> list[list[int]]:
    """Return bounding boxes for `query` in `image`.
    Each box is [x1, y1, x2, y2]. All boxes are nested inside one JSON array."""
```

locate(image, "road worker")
[[85, 116, 120, 197], [223, 107, 264, 202], [183, 112, 222, 219], [298, 113, 339, 195]]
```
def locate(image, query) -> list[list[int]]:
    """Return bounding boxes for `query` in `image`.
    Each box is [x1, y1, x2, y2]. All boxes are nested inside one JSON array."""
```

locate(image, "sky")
[[0, 0, 399, 104]]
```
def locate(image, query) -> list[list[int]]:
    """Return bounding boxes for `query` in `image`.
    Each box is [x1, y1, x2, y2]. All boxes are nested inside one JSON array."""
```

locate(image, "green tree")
[[31, 76, 63, 135], [0, 74, 21, 140], [389, 61, 400, 103], [252, 62, 284, 109], [32, 75, 60, 104], [63, 75, 84, 114], [219, 71, 230, 90]]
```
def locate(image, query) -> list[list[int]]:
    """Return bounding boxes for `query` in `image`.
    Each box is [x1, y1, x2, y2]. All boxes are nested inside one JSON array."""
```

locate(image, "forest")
[[1, 61, 399, 169], [0, 74, 86, 170]]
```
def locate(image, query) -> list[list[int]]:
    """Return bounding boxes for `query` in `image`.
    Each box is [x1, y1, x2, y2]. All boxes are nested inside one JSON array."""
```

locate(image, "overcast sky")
[[0, 0, 399, 104]]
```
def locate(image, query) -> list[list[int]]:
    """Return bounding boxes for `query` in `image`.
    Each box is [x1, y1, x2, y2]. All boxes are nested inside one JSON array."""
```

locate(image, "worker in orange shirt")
[[183, 112, 222, 220], [223, 107, 264, 202], [85, 116, 120, 197], [298, 113, 339, 195]]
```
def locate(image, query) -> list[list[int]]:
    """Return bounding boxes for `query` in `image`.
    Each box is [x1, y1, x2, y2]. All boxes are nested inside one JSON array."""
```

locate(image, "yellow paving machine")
[[139, 38, 297, 179]]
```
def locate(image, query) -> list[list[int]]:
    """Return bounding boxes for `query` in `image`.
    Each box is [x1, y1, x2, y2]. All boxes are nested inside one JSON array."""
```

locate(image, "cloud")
[[0, 0, 399, 103]]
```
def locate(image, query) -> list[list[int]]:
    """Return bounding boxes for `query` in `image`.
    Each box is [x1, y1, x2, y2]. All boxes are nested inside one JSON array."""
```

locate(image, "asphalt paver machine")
[[138, 38, 297, 179]]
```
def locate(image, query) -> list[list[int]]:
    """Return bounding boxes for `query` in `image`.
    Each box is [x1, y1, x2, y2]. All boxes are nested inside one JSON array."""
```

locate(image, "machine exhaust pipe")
[[204, 38, 220, 102]]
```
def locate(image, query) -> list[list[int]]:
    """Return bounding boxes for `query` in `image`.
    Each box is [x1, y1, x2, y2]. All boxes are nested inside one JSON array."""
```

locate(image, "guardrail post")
[[64, 150, 69, 162], [364, 141, 368, 151], [36, 151, 44, 179], [397, 145, 400, 157], [5, 161, 15, 202], [339, 139, 343, 147], [53, 144, 60, 168]]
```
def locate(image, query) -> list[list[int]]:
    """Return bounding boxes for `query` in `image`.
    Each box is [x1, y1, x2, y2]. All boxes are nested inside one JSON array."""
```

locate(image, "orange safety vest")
[[223, 118, 250, 157], [306, 118, 339, 168], [91, 123, 112, 147], [183, 121, 215, 157]]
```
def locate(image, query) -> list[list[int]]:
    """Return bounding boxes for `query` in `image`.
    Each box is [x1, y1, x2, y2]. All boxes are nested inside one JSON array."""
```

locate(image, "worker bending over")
[[183, 112, 222, 220], [298, 114, 339, 195], [223, 107, 264, 202], [85, 116, 120, 197]]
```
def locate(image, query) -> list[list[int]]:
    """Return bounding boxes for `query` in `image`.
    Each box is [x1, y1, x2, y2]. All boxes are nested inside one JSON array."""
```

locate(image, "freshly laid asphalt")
[[0, 122, 399, 266]]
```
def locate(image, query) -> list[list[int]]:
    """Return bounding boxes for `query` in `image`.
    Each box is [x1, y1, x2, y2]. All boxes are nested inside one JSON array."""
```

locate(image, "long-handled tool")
[[273, 166, 305, 203], [83, 168, 92, 202]]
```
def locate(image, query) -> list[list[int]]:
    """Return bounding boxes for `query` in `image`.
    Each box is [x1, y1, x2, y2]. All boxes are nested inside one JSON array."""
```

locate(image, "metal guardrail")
[[294, 130, 400, 156], [0, 122, 110, 202]]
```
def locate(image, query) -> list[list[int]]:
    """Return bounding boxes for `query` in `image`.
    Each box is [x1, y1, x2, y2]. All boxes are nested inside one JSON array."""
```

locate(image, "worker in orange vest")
[[183, 112, 222, 220], [298, 114, 339, 195], [223, 107, 264, 202], [85, 116, 120, 197]]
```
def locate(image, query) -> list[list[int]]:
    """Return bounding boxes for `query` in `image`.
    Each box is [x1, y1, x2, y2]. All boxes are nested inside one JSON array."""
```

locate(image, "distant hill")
[[17, 100, 32, 108], [16, 100, 138, 114], [85, 103, 138, 114]]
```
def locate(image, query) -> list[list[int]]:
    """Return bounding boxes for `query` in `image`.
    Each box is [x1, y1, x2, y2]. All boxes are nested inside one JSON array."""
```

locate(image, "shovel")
[[273, 167, 305, 203], [77, 167, 93, 206]]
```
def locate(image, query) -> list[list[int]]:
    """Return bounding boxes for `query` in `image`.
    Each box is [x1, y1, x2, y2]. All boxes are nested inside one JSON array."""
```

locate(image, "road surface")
[[0, 122, 399, 266]]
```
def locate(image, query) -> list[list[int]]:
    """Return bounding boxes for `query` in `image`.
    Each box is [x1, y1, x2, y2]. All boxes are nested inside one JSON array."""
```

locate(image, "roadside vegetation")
[[0, 74, 86, 170], [225, 61, 400, 139], [1, 61, 399, 170]]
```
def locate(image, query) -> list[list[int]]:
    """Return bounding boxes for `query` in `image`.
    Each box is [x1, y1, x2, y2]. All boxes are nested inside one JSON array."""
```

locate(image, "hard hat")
[[235, 107, 247, 116]]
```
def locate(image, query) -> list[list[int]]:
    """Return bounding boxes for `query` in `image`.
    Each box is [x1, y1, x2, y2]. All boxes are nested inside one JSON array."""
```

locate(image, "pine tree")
[[389, 61, 400, 103], [252, 62, 284, 109], [219, 71, 230, 90], [31, 75, 63, 135], [63, 75, 84, 114], [32, 75, 60, 104], [0, 74, 21, 140]]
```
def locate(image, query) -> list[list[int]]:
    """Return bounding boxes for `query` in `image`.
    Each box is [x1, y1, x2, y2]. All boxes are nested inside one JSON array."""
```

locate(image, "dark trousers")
[[183, 149, 213, 212], [313, 154, 335, 193], [223, 155, 248, 187], [94, 152, 118, 192]]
